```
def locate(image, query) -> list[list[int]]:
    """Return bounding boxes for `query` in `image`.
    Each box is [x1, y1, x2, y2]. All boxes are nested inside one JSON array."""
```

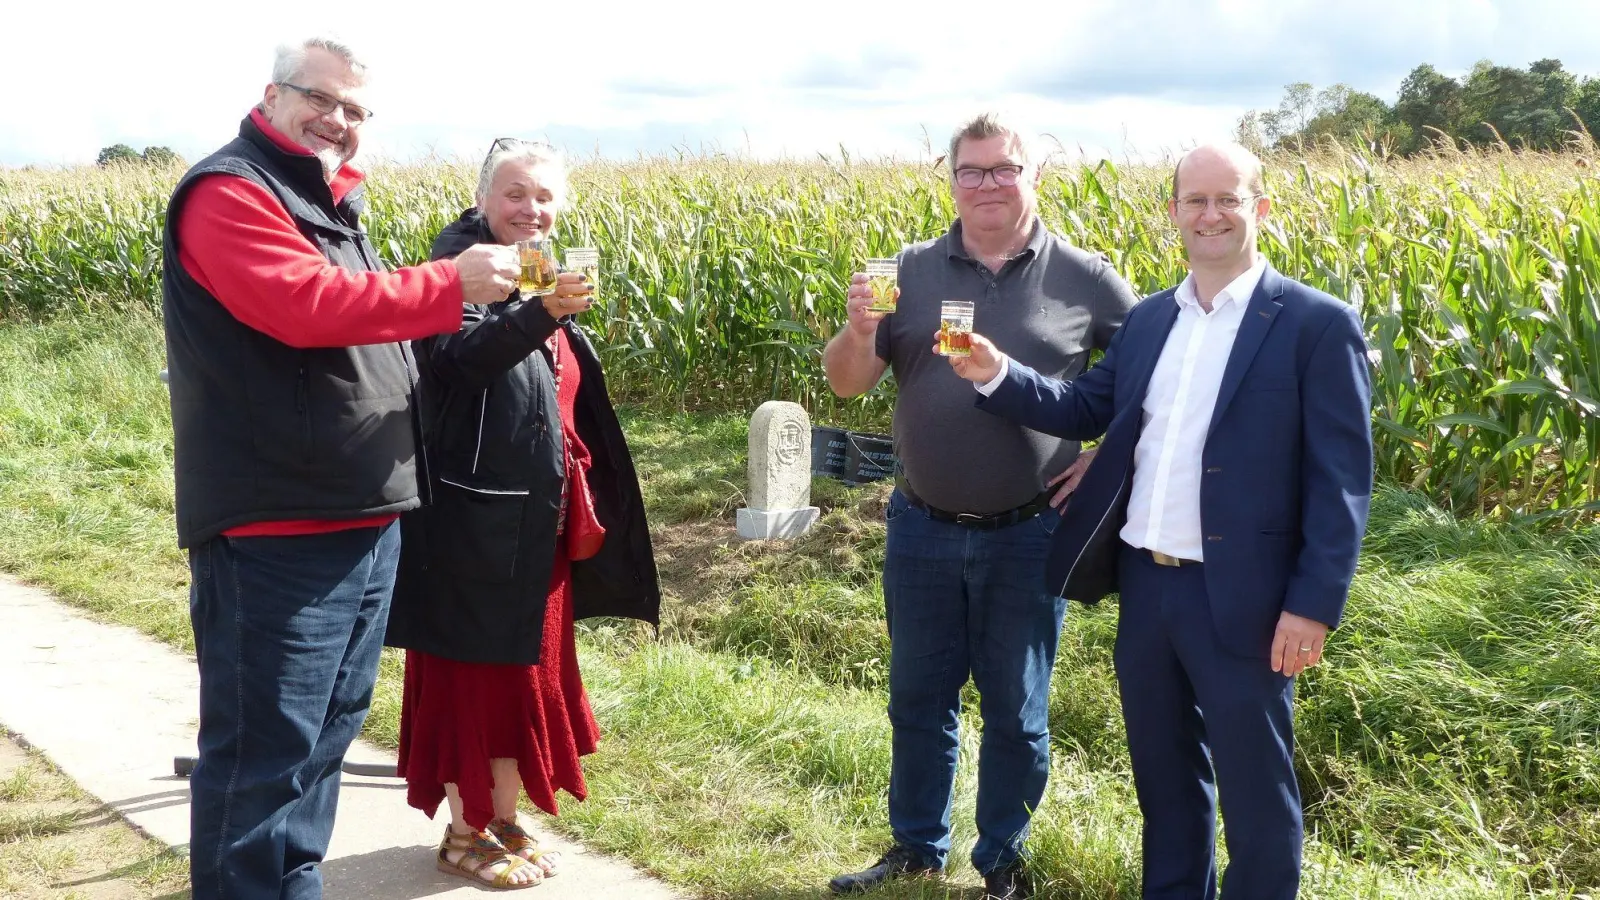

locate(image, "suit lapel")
[[1208, 265, 1287, 437], [1124, 289, 1180, 408]]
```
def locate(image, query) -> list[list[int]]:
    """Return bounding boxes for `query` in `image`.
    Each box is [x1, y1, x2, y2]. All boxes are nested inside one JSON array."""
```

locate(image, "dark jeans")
[[882, 489, 1066, 875], [187, 523, 400, 900], [1115, 544, 1302, 900]]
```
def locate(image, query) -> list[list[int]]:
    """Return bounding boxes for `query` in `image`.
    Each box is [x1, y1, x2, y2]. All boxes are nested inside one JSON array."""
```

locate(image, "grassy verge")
[[0, 729, 188, 899], [2, 316, 1596, 898]]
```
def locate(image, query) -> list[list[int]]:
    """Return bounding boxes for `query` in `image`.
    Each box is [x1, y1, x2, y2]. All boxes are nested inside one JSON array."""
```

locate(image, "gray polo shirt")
[[875, 217, 1138, 515]]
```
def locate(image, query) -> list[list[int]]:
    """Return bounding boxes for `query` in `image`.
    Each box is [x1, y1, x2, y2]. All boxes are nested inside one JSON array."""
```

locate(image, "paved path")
[[0, 574, 686, 899]]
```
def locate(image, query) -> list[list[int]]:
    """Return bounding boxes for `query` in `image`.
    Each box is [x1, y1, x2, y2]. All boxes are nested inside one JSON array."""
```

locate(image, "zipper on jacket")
[[295, 364, 312, 461], [471, 390, 487, 474]]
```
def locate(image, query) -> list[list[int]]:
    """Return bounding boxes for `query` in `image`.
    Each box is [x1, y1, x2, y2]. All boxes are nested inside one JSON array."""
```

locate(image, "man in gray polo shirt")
[[823, 113, 1138, 899]]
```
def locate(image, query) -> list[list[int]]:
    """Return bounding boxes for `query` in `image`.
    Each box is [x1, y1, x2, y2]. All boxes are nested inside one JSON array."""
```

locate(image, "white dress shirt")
[[974, 258, 1267, 561], [1121, 259, 1266, 560]]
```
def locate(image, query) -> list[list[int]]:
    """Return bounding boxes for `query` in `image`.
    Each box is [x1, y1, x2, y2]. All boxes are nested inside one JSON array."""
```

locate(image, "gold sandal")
[[436, 825, 543, 890], [488, 816, 562, 876]]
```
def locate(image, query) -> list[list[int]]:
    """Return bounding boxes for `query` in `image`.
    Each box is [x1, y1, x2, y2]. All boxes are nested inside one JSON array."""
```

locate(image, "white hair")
[[948, 111, 1033, 171], [271, 36, 366, 85], [476, 140, 568, 208]]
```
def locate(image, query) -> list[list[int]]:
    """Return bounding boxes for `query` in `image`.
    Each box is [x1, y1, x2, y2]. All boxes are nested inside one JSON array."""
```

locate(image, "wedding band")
[[1298, 645, 1312, 653]]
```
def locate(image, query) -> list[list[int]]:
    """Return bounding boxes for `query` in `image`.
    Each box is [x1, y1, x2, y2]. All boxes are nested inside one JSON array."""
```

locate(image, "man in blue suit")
[[949, 142, 1373, 899]]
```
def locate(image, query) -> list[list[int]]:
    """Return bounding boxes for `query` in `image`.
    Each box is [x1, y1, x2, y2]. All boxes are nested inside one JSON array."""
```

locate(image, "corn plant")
[[2, 147, 1596, 519]]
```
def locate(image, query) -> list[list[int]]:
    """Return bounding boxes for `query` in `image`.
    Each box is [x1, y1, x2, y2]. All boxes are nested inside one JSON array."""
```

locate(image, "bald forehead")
[[1173, 144, 1264, 196]]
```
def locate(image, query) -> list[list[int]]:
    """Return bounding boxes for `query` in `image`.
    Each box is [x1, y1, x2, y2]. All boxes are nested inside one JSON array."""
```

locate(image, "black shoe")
[[983, 862, 1030, 900], [828, 845, 939, 894]]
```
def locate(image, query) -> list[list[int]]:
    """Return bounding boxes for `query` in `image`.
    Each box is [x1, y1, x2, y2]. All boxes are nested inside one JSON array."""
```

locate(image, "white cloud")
[[2, 0, 1597, 167]]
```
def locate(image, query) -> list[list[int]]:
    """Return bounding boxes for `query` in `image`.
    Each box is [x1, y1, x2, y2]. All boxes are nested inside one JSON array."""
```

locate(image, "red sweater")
[[177, 110, 464, 537]]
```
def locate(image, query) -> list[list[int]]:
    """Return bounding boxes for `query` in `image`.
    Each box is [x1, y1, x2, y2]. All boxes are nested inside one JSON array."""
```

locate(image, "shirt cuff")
[[974, 356, 1010, 396]]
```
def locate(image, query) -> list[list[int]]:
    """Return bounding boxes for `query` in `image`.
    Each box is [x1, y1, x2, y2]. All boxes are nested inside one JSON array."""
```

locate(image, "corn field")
[[1, 148, 1597, 520]]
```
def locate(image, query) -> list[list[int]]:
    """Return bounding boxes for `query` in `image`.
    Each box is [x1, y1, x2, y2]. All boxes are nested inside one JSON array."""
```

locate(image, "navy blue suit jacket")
[[977, 265, 1373, 658]]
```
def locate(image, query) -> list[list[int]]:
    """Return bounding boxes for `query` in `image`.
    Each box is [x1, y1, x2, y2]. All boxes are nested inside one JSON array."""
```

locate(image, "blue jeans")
[[882, 488, 1066, 875], [187, 523, 400, 900]]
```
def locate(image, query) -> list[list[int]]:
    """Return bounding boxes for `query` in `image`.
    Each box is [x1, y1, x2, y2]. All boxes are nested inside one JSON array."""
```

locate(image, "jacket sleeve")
[[418, 235, 564, 392], [1282, 304, 1374, 630], [975, 317, 1124, 441], [419, 300, 564, 392], [176, 175, 464, 348]]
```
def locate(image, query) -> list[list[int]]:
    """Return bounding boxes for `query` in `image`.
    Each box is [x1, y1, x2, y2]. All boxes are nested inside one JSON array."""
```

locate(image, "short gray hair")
[[948, 112, 1032, 171], [271, 36, 367, 85], [476, 140, 568, 208]]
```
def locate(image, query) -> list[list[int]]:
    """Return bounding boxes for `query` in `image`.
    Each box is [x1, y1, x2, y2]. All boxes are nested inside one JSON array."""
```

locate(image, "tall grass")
[[2, 317, 1597, 897], [2, 147, 1596, 515]]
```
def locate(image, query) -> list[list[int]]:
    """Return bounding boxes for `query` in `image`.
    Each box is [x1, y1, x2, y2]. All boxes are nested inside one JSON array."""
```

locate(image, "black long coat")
[[385, 210, 661, 665]]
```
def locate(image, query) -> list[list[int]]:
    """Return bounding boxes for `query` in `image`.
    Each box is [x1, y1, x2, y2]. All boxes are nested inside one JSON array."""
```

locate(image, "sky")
[[4, 0, 1599, 169]]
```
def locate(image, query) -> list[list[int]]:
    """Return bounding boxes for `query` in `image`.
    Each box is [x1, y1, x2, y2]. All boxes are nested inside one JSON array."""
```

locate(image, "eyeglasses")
[[276, 83, 373, 125], [1175, 194, 1261, 213], [953, 164, 1025, 189]]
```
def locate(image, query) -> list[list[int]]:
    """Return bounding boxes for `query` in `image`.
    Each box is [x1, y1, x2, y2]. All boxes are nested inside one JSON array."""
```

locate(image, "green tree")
[[1394, 64, 1464, 153], [1301, 84, 1406, 150], [141, 146, 184, 167], [95, 144, 140, 166], [1576, 77, 1600, 142], [1529, 58, 1581, 147], [1257, 82, 1317, 148], [1234, 110, 1263, 151], [1461, 60, 1550, 148]]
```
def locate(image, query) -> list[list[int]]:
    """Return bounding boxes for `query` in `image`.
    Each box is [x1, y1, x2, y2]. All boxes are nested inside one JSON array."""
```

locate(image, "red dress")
[[397, 328, 603, 829]]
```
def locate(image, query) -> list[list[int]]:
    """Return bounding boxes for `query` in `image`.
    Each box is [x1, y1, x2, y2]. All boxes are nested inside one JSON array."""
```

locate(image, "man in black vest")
[[162, 36, 519, 900]]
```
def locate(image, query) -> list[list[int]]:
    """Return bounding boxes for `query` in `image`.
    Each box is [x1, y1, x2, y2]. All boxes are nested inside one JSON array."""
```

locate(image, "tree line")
[[96, 144, 184, 167], [1238, 59, 1600, 154]]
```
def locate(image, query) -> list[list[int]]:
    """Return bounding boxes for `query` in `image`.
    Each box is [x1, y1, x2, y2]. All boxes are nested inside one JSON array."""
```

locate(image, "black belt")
[[899, 481, 1053, 531]]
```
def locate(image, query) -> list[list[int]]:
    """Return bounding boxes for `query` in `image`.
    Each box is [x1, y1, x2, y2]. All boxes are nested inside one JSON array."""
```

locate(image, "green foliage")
[[2, 149, 1599, 518], [1395, 64, 1466, 154], [94, 144, 140, 167], [1249, 58, 1600, 153], [1245, 82, 1410, 151], [1, 318, 1598, 896], [140, 146, 183, 167]]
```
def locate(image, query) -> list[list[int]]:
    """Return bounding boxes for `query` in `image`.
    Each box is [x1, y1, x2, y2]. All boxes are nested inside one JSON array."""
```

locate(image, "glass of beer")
[[865, 258, 899, 313], [516, 238, 557, 296], [938, 301, 975, 357], [565, 247, 600, 304]]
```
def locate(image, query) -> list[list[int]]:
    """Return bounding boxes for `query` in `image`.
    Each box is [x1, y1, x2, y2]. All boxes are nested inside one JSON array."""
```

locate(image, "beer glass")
[[865, 258, 899, 313], [565, 247, 600, 304], [516, 238, 557, 296], [938, 301, 975, 357]]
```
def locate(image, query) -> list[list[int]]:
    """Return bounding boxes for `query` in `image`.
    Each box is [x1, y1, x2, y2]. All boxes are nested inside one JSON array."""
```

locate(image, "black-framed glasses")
[[953, 164, 1025, 189], [1175, 194, 1261, 213], [276, 82, 373, 125]]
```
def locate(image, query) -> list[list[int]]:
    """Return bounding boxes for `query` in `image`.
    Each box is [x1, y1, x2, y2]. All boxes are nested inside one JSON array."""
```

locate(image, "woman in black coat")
[[386, 139, 660, 890]]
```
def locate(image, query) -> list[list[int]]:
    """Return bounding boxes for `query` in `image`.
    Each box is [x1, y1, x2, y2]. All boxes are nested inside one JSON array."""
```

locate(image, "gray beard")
[[315, 147, 346, 178]]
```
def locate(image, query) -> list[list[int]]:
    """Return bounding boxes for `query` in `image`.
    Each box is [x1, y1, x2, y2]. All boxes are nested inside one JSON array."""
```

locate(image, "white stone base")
[[736, 506, 819, 541]]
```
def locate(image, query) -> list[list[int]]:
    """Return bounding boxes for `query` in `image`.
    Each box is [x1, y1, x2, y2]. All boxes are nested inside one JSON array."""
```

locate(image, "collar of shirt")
[[247, 108, 366, 203], [1174, 256, 1269, 314], [944, 216, 1048, 264]]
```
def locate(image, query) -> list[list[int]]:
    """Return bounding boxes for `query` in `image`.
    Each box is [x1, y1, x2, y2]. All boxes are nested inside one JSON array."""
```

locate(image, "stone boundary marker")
[[737, 400, 821, 540]]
